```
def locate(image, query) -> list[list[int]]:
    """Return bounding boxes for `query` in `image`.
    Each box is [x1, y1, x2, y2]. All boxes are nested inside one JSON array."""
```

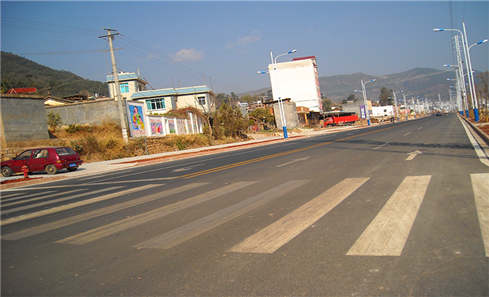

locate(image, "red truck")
[[323, 112, 359, 126]]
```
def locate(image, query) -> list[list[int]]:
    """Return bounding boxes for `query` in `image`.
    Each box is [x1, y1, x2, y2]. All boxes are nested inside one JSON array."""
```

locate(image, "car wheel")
[[45, 165, 57, 175], [67, 167, 78, 172], [1, 166, 13, 177]]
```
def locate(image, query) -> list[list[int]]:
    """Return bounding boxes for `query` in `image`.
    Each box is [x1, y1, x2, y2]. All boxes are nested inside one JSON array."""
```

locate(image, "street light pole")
[[361, 79, 375, 126], [393, 90, 398, 121]]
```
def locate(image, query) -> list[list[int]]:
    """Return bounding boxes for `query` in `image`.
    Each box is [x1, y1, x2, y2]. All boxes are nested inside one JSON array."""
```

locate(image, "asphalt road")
[[1, 113, 488, 296]]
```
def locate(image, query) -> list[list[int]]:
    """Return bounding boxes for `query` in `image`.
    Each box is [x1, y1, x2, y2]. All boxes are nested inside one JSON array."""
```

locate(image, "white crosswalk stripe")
[[57, 181, 255, 245], [1, 187, 118, 215], [0, 184, 158, 226], [1, 190, 57, 203], [3, 174, 488, 260], [230, 178, 369, 254], [347, 176, 431, 256], [2, 182, 202, 240], [133, 180, 307, 250]]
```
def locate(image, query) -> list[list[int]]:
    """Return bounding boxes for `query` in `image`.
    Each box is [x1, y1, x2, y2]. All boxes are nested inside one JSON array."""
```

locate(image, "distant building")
[[268, 56, 322, 112]]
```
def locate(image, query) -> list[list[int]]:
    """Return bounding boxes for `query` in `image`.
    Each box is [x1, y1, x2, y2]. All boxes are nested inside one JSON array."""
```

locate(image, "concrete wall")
[[46, 99, 120, 126], [342, 102, 362, 115], [0, 96, 49, 144], [273, 101, 299, 129]]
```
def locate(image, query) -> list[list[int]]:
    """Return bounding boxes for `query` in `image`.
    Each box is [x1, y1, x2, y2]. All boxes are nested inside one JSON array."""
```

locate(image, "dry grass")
[[1, 121, 242, 162]]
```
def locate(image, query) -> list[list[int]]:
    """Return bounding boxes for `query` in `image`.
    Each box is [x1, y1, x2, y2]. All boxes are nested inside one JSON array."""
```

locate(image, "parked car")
[[1, 147, 83, 177]]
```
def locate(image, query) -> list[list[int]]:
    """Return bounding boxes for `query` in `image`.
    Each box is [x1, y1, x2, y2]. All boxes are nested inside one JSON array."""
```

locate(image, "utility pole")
[[99, 28, 129, 143]]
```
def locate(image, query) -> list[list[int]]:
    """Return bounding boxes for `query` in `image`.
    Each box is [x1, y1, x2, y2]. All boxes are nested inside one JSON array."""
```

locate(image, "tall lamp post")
[[467, 38, 488, 121], [361, 79, 376, 125], [434, 23, 487, 121]]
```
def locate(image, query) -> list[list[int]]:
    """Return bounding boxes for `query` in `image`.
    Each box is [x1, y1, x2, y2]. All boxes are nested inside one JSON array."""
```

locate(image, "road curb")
[[459, 115, 489, 145]]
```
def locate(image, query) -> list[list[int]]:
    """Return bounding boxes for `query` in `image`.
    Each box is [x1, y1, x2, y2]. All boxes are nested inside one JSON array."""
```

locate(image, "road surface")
[[1, 114, 488, 296]]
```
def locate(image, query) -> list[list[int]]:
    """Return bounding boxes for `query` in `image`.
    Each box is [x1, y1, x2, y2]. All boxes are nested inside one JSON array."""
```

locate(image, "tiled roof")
[[131, 86, 211, 99]]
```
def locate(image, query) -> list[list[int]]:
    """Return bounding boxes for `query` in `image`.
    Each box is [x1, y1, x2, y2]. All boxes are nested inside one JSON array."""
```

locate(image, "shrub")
[[47, 112, 61, 132], [65, 124, 80, 134]]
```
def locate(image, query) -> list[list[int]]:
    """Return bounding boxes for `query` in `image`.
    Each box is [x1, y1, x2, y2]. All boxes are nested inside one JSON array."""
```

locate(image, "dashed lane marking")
[[276, 157, 310, 168]]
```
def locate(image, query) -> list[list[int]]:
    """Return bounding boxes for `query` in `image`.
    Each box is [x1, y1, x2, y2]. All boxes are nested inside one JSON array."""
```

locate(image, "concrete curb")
[[459, 115, 489, 145]]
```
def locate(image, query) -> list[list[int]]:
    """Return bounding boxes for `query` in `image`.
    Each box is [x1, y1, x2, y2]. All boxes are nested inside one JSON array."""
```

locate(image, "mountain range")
[[1, 51, 108, 97], [244, 67, 464, 103], [0, 51, 472, 103]]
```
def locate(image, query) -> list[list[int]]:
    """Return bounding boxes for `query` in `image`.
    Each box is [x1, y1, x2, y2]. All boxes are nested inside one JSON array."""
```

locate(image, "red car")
[[1, 147, 83, 177]]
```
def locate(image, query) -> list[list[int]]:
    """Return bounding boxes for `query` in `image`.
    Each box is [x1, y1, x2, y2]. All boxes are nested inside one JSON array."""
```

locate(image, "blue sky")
[[2, 1, 488, 94]]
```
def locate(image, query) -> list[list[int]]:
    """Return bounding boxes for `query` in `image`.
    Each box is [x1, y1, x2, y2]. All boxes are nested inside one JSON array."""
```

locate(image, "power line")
[[19, 49, 123, 56]]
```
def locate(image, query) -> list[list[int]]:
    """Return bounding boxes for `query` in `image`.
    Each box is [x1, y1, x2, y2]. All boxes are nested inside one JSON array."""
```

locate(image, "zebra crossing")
[[1, 173, 488, 258]]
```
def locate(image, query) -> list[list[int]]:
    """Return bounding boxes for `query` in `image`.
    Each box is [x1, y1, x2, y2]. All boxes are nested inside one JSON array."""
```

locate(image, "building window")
[[197, 96, 206, 105], [120, 83, 129, 93], [146, 98, 166, 111]]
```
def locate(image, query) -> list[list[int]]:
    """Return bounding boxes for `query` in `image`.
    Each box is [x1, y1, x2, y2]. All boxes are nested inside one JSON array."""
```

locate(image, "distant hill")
[[243, 67, 461, 103], [1, 52, 108, 97]]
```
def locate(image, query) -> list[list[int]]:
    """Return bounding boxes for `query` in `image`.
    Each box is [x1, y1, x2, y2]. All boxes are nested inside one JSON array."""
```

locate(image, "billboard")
[[126, 102, 146, 137]]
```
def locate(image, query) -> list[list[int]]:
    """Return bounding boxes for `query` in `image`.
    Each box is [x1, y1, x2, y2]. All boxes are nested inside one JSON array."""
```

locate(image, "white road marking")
[[230, 177, 369, 254], [471, 173, 489, 257], [373, 142, 389, 150], [406, 150, 422, 161], [347, 175, 431, 256], [57, 181, 256, 245], [459, 117, 489, 167], [403, 132, 411, 136], [2, 183, 207, 240], [417, 126, 423, 130], [0, 184, 157, 227], [133, 180, 308, 250], [276, 157, 310, 168], [1, 187, 118, 215], [1, 190, 56, 202]]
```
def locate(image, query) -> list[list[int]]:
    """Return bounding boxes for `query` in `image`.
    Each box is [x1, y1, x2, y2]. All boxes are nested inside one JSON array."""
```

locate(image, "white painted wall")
[[372, 105, 394, 117], [268, 59, 322, 112]]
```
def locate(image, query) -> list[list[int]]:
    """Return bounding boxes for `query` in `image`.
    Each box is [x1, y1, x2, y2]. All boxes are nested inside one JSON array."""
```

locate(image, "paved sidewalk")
[[0, 125, 364, 189]]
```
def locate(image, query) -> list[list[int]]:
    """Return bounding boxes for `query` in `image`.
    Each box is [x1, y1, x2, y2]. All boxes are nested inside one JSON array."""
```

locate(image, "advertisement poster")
[[167, 119, 176, 134], [177, 119, 187, 135], [360, 105, 366, 119], [149, 117, 164, 136], [127, 103, 146, 137]]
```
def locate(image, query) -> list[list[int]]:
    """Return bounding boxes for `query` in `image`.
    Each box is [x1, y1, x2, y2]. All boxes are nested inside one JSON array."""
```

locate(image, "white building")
[[268, 56, 323, 112]]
